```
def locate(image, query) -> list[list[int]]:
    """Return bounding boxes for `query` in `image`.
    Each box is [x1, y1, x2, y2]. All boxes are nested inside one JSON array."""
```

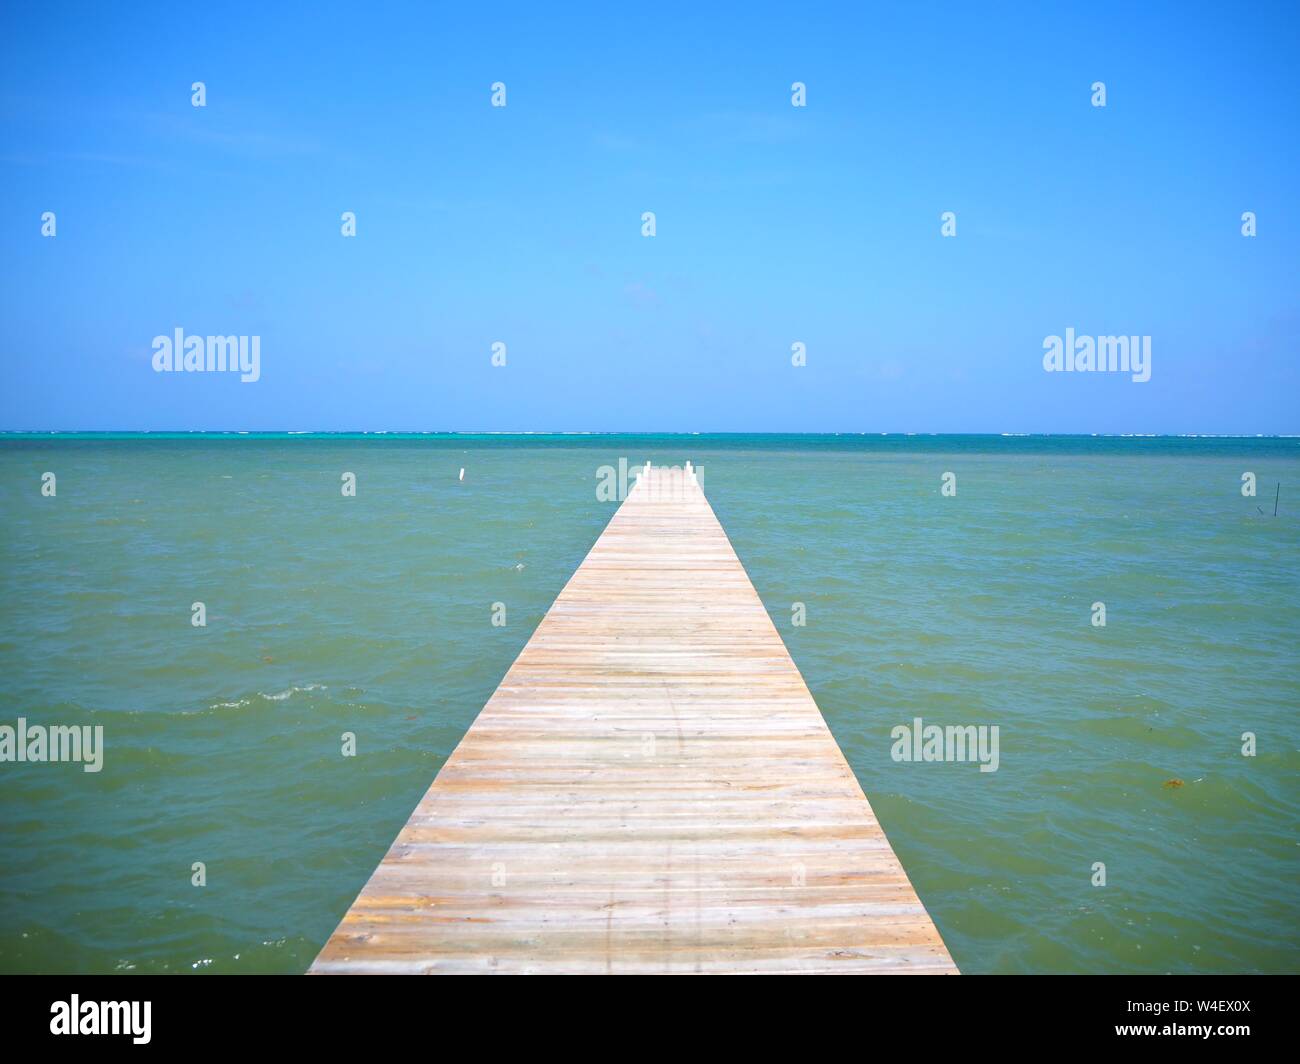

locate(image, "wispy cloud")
[[141, 112, 322, 158], [681, 109, 811, 146], [623, 280, 662, 310]]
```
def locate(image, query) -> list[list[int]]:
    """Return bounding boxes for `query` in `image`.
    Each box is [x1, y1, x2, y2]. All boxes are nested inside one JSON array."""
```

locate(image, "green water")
[[1, 435, 1297, 973]]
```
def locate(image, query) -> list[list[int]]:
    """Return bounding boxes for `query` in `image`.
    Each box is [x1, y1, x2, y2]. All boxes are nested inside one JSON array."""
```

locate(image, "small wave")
[[208, 684, 326, 711], [258, 683, 327, 702]]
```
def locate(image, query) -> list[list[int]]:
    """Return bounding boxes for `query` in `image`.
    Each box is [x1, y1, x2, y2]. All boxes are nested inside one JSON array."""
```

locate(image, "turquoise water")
[[0, 435, 1297, 973]]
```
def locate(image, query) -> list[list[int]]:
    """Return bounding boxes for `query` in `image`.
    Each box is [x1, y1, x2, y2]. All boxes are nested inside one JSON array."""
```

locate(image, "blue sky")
[[2, 1, 1297, 433]]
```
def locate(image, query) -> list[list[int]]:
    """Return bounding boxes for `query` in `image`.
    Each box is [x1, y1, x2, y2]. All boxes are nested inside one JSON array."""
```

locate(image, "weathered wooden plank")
[[311, 464, 956, 974]]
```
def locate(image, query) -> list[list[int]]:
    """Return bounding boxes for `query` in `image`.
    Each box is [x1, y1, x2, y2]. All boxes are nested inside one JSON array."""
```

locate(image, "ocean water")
[[0, 434, 1296, 974]]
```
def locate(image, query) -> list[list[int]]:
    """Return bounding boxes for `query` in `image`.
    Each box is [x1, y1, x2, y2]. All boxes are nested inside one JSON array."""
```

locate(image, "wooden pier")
[[311, 464, 957, 974]]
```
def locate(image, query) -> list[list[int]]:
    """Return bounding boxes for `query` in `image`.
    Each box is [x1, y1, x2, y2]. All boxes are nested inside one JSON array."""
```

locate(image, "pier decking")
[[311, 465, 956, 974]]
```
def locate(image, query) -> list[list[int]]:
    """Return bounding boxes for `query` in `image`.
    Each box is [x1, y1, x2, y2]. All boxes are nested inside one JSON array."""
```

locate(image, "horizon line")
[[3, 430, 1298, 440]]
